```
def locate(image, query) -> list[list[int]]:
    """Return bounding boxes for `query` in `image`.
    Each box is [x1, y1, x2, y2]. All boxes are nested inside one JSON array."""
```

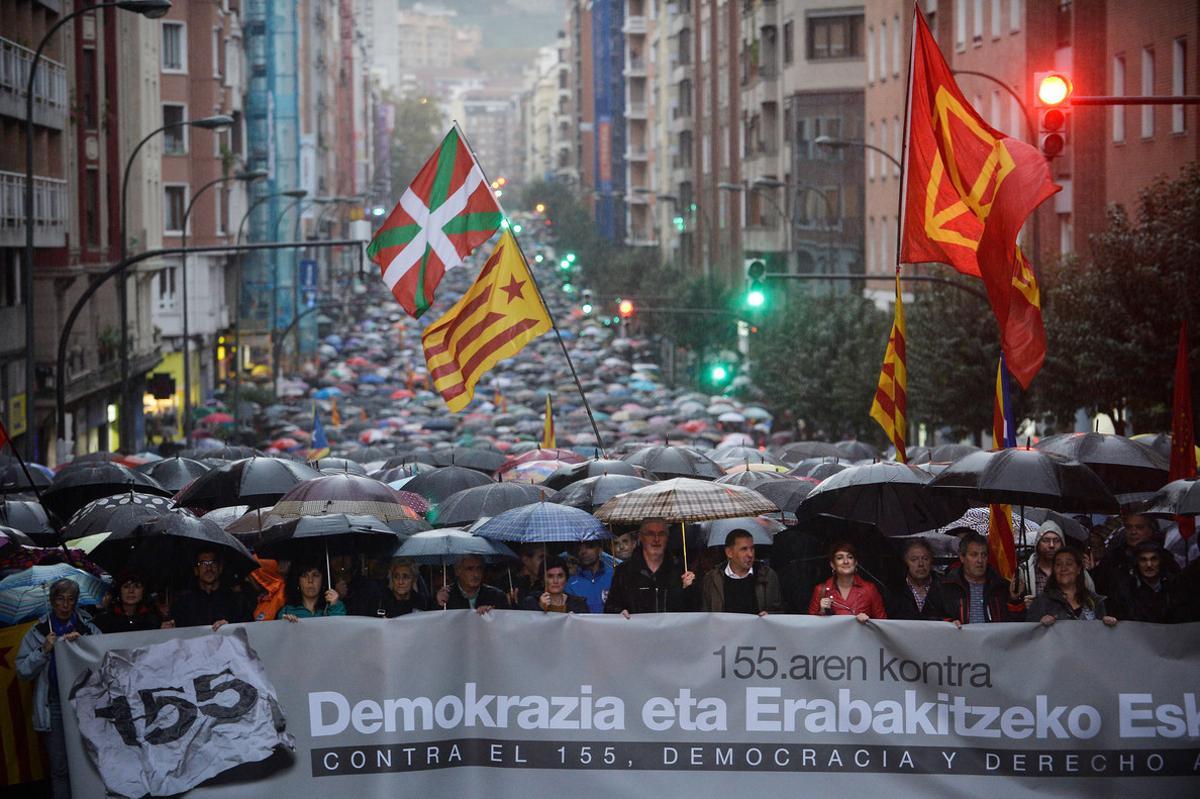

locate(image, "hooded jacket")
[[1019, 522, 1094, 597], [16, 609, 101, 731]]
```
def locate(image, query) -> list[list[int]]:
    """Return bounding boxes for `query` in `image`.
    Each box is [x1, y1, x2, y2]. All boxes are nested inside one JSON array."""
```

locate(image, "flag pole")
[[452, 122, 608, 458]]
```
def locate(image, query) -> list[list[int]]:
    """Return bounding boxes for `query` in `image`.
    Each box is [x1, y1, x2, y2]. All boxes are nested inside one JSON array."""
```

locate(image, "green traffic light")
[[512, 223, 523, 233], [559, 260, 571, 270], [582, 303, 593, 314], [562, 283, 574, 293], [747, 288, 765, 308], [710, 365, 729, 383], [566, 253, 576, 263], [534, 254, 544, 263]]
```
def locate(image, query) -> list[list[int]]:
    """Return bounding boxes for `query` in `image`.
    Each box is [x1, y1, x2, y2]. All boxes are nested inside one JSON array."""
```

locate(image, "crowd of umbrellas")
[[2, 258, 1197, 622]]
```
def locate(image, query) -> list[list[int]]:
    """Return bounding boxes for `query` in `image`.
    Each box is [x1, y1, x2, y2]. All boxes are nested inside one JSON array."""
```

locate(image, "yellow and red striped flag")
[[329, 396, 341, 427], [988, 357, 1019, 580], [542, 393, 556, 448], [422, 230, 552, 412], [869, 273, 907, 462], [1, 622, 48, 786]]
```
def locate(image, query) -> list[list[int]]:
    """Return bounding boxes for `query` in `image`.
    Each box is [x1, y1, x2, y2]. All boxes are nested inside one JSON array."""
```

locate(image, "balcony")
[[625, 144, 648, 161], [0, 36, 68, 129], [0, 170, 67, 248], [625, 101, 647, 119], [623, 16, 647, 35], [624, 57, 647, 77]]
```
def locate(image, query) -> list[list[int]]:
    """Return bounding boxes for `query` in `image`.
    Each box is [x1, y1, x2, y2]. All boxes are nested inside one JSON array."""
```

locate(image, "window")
[[1112, 54, 1126, 142], [162, 22, 186, 72], [972, 0, 983, 42], [164, 185, 187, 233], [892, 15, 900, 76], [1141, 47, 1155, 138], [880, 118, 888, 176], [1010, 0, 1021, 31], [158, 267, 177, 308], [991, 0, 1001, 38], [162, 104, 187, 154], [783, 20, 794, 64], [893, 116, 901, 175], [867, 27, 875, 82], [215, 188, 227, 235], [783, 107, 792, 142], [867, 122, 876, 179], [84, 169, 101, 247], [955, 0, 966, 50], [1172, 38, 1187, 134], [867, 217, 875, 271], [213, 28, 223, 78], [807, 14, 863, 60], [991, 90, 1002, 130], [878, 19, 887, 79], [81, 48, 99, 130], [0, 250, 18, 307]]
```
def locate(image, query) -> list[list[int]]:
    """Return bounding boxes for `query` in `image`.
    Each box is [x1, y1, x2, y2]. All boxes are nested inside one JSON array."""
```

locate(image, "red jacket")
[[809, 575, 887, 619]]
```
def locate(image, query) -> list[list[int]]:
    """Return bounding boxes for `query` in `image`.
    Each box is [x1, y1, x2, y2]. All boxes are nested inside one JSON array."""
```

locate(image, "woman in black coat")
[[93, 571, 165, 633]]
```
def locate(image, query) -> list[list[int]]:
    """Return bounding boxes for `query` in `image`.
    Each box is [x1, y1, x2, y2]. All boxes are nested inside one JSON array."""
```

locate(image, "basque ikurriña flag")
[[367, 126, 503, 318], [899, 7, 1057, 388]]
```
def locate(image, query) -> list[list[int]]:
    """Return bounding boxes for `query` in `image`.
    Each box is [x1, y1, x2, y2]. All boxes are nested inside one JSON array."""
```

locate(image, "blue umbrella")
[[473, 503, 610, 544], [394, 528, 515, 564], [314, 387, 344, 399], [0, 565, 109, 624]]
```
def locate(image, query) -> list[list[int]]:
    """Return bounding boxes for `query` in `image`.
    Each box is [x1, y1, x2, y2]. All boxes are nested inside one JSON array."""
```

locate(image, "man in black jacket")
[[604, 518, 697, 615], [171, 550, 252, 630], [940, 533, 1025, 625], [887, 538, 952, 621], [1111, 543, 1189, 623], [436, 554, 510, 612]]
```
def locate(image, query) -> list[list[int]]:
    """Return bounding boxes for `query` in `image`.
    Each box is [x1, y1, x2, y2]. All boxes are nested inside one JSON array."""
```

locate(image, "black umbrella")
[[1140, 479, 1200, 518], [1021, 508, 1091, 543], [402, 466, 494, 504], [135, 457, 213, 493], [90, 514, 256, 580], [834, 440, 880, 462], [312, 458, 368, 476], [753, 477, 821, 514], [433, 482, 552, 527], [43, 463, 171, 520], [929, 443, 981, 462], [694, 516, 784, 547], [256, 513, 403, 560], [622, 445, 724, 480], [372, 463, 437, 483], [426, 447, 507, 474], [185, 446, 263, 461], [548, 474, 655, 511], [542, 459, 651, 490], [928, 448, 1119, 514], [0, 524, 35, 547], [343, 446, 397, 463], [0, 462, 52, 494], [714, 471, 794, 489], [386, 518, 434, 537], [774, 441, 841, 463], [798, 462, 967, 536], [173, 457, 322, 511], [1033, 432, 1168, 502], [379, 452, 437, 469], [789, 460, 849, 481], [710, 446, 786, 468], [902, 446, 933, 464], [0, 500, 61, 545], [64, 492, 186, 540]]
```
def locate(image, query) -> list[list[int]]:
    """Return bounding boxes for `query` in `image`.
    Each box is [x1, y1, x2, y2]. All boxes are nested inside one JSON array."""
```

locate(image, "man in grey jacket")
[[700, 529, 784, 615], [17, 578, 102, 799]]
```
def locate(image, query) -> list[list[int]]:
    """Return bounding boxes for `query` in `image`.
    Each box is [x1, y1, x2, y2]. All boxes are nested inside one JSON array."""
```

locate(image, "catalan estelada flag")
[[899, 8, 1057, 388], [1, 622, 48, 786], [422, 230, 552, 412], [869, 273, 907, 462], [367, 126, 503, 318], [542, 393, 556, 449], [307, 405, 331, 461], [988, 356, 1019, 580]]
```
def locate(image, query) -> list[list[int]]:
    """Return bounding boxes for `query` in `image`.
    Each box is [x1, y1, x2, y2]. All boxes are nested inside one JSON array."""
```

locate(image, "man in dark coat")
[[887, 538, 953, 621], [940, 533, 1025, 625], [436, 554, 510, 611], [171, 549, 252, 630], [604, 518, 697, 615], [1111, 543, 1189, 623], [700, 529, 784, 615]]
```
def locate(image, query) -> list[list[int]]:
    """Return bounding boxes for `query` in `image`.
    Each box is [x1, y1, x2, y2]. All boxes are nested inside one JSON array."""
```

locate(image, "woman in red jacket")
[[808, 540, 887, 623]]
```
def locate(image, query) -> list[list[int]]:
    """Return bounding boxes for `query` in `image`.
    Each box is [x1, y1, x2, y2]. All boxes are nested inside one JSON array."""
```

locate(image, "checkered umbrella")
[[594, 478, 778, 524], [473, 503, 609, 544]]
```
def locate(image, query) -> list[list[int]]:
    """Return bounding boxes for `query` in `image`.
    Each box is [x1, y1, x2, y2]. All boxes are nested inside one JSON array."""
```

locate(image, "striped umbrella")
[[594, 478, 778, 524]]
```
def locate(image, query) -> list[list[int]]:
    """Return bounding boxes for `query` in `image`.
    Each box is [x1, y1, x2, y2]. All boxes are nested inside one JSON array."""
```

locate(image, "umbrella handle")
[[681, 521, 688, 574]]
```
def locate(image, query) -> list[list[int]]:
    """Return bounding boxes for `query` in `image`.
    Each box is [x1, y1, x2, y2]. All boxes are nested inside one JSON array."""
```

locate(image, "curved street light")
[[22, 0, 173, 460]]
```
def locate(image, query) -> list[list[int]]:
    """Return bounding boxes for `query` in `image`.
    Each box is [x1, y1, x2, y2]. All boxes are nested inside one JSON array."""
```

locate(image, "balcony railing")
[[0, 169, 68, 246], [0, 36, 68, 122]]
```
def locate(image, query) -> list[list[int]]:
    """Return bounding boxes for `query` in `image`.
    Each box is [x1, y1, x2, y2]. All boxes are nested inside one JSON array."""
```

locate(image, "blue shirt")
[[566, 559, 613, 613]]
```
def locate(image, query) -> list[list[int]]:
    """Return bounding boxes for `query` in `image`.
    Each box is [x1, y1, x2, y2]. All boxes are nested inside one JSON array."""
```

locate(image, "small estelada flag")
[[542, 393, 556, 449], [367, 126, 503, 318], [869, 273, 907, 463], [306, 406, 331, 461], [988, 356, 1019, 581], [422, 230, 551, 412]]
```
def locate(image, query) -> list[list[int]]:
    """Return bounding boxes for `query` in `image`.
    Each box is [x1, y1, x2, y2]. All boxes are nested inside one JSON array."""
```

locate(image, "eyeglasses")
[[196, 560, 219, 567]]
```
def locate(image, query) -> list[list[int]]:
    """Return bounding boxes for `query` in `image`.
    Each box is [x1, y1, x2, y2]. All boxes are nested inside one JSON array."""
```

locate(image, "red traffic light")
[[1036, 72, 1073, 106], [618, 300, 635, 318]]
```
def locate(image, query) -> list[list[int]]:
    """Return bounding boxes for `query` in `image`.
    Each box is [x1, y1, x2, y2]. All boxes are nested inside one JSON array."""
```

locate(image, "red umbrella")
[[390, 389, 415, 400], [498, 448, 587, 474], [269, 437, 301, 451], [200, 412, 235, 425], [346, 356, 370, 368]]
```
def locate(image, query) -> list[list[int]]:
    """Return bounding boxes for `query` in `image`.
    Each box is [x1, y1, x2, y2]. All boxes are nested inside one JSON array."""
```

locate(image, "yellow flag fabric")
[[330, 397, 341, 427], [422, 230, 552, 412], [0, 622, 47, 786], [869, 272, 908, 462], [542, 393, 556, 449]]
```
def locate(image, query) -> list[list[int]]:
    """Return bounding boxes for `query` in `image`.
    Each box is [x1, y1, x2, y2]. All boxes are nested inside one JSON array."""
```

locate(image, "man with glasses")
[[435, 554, 510, 613], [604, 518, 697, 616], [171, 549, 252, 630]]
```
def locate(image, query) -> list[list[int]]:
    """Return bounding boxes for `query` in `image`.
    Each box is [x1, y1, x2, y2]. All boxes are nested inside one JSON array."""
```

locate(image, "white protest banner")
[[54, 613, 1200, 797]]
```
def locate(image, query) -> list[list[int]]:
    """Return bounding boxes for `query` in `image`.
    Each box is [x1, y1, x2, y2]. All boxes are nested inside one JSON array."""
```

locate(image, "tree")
[[750, 286, 891, 441], [387, 92, 445, 191], [1033, 162, 1200, 434]]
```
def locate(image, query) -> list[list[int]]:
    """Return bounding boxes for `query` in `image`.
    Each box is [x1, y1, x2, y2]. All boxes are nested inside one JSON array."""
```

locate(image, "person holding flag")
[[306, 405, 331, 462]]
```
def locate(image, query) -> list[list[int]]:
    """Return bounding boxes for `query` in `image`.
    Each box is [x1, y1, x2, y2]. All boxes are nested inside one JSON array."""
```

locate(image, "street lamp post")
[[230, 188, 306, 426], [178, 169, 267, 441], [290, 197, 333, 371], [21, 0, 172, 461], [118, 113, 232, 450], [269, 194, 309, 383]]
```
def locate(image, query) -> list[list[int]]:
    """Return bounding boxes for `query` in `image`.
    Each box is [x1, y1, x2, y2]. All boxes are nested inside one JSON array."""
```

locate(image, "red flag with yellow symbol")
[[900, 8, 1057, 388]]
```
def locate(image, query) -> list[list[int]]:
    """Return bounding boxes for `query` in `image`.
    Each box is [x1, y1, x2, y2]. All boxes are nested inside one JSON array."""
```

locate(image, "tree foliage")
[[387, 92, 445, 192], [749, 286, 892, 441], [1033, 162, 1200, 434]]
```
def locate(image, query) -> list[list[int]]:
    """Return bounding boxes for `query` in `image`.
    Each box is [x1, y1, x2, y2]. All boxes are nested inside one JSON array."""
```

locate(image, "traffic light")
[[705, 362, 733, 390], [744, 258, 767, 310], [618, 299, 635, 319], [1034, 71, 1073, 159], [581, 289, 594, 315], [535, 203, 546, 214]]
